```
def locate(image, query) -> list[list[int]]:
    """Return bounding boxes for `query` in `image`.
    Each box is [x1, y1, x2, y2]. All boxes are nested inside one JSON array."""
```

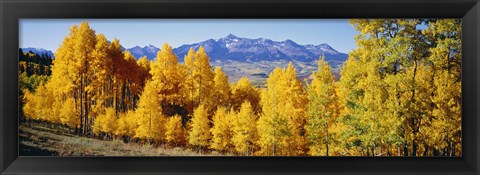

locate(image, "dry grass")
[[19, 122, 230, 156]]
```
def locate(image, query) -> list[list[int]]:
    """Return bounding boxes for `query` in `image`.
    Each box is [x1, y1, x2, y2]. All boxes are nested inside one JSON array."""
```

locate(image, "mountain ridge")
[[20, 47, 55, 58], [171, 34, 348, 64], [22, 34, 348, 64], [22, 34, 348, 84]]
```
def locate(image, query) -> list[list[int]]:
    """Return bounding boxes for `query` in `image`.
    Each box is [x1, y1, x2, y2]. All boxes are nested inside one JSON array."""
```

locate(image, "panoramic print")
[[19, 19, 461, 156]]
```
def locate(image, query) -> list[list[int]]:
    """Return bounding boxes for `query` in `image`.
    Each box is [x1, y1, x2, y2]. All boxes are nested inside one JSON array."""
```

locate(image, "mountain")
[[171, 34, 348, 84], [23, 35, 348, 84], [126, 44, 159, 60], [21, 47, 54, 58], [23, 35, 348, 64], [172, 34, 348, 64]]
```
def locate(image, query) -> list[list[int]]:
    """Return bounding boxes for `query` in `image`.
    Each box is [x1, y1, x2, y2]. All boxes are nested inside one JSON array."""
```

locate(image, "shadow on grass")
[[19, 143, 59, 156], [19, 124, 61, 156], [23, 121, 77, 138]]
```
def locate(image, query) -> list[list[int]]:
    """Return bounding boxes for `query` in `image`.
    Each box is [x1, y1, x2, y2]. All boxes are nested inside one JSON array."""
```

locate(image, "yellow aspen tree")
[[117, 50, 141, 112], [423, 19, 462, 156], [180, 46, 215, 123], [400, 20, 430, 157], [136, 56, 152, 88], [41, 83, 58, 123], [38, 24, 82, 131], [115, 110, 138, 139], [209, 107, 232, 151], [194, 47, 215, 109], [282, 63, 308, 155], [231, 101, 257, 155], [305, 56, 337, 156], [408, 64, 436, 156], [431, 70, 461, 156], [383, 72, 409, 156], [230, 77, 261, 114], [22, 24, 89, 129], [188, 104, 211, 148], [114, 113, 129, 137], [92, 33, 110, 79], [134, 43, 189, 143], [357, 60, 390, 156], [165, 115, 186, 146], [257, 63, 307, 156], [59, 97, 79, 128], [22, 82, 55, 122], [213, 67, 231, 108], [73, 22, 97, 135], [106, 38, 124, 111], [257, 68, 288, 156], [135, 80, 166, 143], [347, 19, 425, 156], [150, 44, 185, 112], [22, 89, 36, 121], [335, 56, 370, 156], [91, 33, 110, 117], [181, 48, 197, 114], [92, 107, 118, 138]]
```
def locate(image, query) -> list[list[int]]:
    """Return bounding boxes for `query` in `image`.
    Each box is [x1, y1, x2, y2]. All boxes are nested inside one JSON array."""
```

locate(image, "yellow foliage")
[[305, 57, 338, 156], [19, 20, 462, 156], [210, 107, 232, 151], [150, 44, 185, 107], [230, 77, 261, 114], [231, 101, 257, 155], [188, 104, 211, 147], [92, 108, 118, 136], [165, 115, 186, 146], [183, 47, 215, 113], [22, 89, 36, 120], [135, 80, 166, 142], [22, 82, 57, 122], [257, 63, 307, 156], [213, 67, 231, 108], [59, 97, 79, 128], [115, 110, 138, 138]]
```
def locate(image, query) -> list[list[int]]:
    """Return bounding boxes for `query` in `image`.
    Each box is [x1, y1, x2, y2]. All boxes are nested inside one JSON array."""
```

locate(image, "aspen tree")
[[165, 115, 186, 146], [213, 67, 231, 108], [188, 104, 211, 148], [231, 102, 257, 155], [210, 107, 232, 151], [231, 77, 261, 114], [305, 56, 337, 156]]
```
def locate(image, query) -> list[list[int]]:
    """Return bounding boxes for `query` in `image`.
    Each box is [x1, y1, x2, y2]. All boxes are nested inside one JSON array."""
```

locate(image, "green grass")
[[19, 122, 229, 156]]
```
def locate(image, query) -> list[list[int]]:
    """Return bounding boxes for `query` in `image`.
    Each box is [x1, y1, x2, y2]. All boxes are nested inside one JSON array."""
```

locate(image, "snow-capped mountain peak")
[[127, 45, 160, 60], [172, 34, 347, 63], [23, 34, 348, 65]]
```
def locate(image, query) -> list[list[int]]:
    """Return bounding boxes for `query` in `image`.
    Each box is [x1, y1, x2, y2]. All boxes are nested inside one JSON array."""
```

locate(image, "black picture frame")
[[1, 0, 479, 174]]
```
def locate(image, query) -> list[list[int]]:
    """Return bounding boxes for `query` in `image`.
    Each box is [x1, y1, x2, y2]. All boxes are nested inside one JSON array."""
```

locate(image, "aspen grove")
[[21, 19, 461, 156]]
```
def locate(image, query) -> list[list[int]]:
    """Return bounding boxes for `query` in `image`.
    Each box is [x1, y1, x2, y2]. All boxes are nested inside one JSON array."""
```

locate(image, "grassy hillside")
[[211, 59, 342, 87], [19, 122, 229, 156]]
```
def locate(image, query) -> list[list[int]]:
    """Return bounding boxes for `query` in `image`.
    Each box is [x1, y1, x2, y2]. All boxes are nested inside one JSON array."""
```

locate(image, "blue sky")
[[20, 19, 358, 53]]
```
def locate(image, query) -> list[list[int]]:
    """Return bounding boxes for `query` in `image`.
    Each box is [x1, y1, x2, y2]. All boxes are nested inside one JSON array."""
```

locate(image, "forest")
[[20, 19, 461, 156]]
